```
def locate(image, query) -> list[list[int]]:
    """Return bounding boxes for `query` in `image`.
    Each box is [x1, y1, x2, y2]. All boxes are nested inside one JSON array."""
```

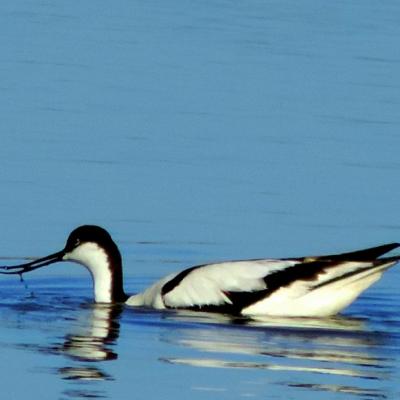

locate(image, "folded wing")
[[161, 243, 400, 316]]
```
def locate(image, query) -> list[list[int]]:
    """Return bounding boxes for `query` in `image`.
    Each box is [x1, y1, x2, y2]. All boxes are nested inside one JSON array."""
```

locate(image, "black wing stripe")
[[313, 256, 400, 290], [263, 260, 332, 292], [314, 243, 399, 262], [161, 265, 201, 296], [313, 260, 392, 290]]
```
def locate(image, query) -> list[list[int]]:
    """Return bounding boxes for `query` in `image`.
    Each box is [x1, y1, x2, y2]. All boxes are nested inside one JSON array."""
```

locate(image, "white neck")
[[63, 242, 113, 303]]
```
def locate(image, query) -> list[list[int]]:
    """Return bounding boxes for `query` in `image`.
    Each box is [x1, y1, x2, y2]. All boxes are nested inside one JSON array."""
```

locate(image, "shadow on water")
[[0, 281, 396, 399]]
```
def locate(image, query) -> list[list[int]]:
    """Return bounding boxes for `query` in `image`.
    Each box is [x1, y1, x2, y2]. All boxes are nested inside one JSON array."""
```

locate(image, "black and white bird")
[[0, 225, 398, 317]]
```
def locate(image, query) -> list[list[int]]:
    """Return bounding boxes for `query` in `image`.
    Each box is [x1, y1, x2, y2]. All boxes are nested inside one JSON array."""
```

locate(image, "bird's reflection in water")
[[49, 304, 392, 399], [61, 304, 122, 363], [55, 304, 123, 399], [159, 311, 391, 398]]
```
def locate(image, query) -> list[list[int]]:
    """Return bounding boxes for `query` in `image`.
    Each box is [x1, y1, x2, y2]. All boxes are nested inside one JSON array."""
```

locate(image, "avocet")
[[0, 225, 398, 317]]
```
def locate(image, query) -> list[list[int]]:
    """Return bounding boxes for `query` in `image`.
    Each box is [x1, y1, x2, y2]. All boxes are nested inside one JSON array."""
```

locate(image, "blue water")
[[1, 1, 400, 399]]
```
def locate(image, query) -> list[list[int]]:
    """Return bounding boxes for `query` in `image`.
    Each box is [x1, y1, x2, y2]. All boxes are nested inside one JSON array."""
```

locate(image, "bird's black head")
[[64, 225, 116, 253]]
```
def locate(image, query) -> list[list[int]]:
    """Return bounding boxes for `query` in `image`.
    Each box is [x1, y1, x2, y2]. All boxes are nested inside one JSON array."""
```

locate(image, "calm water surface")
[[1, 1, 400, 399]]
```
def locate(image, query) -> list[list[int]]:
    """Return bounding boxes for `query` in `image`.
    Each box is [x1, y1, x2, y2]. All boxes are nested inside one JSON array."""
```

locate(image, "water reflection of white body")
[[159, 311, 390, 397]]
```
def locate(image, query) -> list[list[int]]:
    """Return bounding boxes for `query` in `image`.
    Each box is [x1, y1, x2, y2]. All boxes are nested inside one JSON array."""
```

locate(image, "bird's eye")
[[75, 239, 81, 247]]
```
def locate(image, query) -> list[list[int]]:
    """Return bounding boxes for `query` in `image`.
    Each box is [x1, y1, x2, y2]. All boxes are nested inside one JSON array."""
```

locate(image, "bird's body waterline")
[[0, 225, 398, 317]]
